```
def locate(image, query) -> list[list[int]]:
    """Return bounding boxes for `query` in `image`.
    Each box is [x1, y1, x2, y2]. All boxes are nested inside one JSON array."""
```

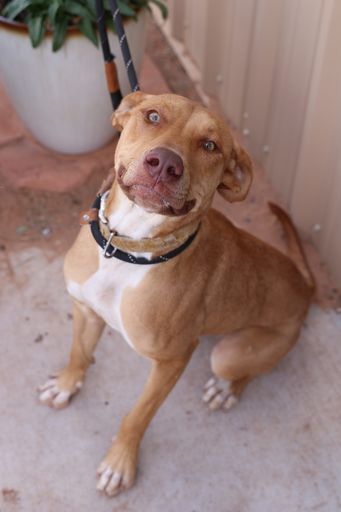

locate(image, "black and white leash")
[[109, 0, 140, 93], [92, 3, 201, 264], [95, 0, 140, 110]]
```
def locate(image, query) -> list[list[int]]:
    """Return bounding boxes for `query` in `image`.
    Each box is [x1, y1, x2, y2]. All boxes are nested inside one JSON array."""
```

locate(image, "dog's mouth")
[[117, 166, 196, 216]]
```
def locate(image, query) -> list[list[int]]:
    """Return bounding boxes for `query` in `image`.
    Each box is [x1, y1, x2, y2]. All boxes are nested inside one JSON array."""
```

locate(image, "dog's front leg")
[[38, 299, 105, 408], [97, 341, 198, 497]]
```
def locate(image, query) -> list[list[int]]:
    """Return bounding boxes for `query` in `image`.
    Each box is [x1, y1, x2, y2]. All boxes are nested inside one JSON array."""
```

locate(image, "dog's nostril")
[[167, 165, 181, 177], [148, 157, 160, 167]]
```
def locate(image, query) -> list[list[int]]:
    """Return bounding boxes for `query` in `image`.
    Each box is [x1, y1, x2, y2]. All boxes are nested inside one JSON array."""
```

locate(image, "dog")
[[38, 92, 314, 497]]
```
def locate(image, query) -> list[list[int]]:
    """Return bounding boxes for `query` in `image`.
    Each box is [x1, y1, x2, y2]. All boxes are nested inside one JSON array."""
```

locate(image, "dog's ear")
[[217, 140, 253, 202], [112, 91, 148, 131]]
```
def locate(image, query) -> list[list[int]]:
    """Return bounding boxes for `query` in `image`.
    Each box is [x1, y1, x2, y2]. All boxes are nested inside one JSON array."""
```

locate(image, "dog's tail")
[[268, 202, 315, 290]]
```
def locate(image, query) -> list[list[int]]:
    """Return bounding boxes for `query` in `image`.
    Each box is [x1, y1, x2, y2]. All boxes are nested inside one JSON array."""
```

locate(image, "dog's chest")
[[67, 252, 151, 347], [67, 197, 165, 347]]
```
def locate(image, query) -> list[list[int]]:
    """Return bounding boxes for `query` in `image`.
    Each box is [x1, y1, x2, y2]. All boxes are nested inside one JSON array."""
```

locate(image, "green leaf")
[[77, 17, 98, 47], [52, 16, 67, 51], [2, 0, 31, 20], [149, 0, 167, 19], [85, 0, 96, 17], [117, 0, 136, 18], [105, 13, 115, 33], [65, 1, 94, 21], [129, 0, 148, 7], [27, 14, 46, 47], [48, 1, 60, 25]]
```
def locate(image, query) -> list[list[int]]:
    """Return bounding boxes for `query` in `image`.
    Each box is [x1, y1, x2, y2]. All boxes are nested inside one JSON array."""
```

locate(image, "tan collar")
[[99, 217, 200, 255], [79, 171, 200, 256]]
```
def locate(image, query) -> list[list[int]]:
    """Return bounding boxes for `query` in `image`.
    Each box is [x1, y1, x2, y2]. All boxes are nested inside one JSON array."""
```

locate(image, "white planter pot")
[[0, 11, 147, 154]]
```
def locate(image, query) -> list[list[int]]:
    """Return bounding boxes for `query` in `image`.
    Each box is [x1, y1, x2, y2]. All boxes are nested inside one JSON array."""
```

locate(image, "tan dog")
[[38, 93, 314, 497]]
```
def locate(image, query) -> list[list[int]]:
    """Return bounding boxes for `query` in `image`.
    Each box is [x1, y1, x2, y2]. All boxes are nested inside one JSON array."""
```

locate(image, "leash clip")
[[103, 231, 117, 258]]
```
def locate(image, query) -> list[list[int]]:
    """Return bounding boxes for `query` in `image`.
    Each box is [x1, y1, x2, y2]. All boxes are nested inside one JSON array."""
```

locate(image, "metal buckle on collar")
[[103, 231, 117, 258]]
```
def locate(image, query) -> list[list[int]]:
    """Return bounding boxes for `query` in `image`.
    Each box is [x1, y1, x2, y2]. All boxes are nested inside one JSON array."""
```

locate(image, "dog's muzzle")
[[118, 147, 195, 216]]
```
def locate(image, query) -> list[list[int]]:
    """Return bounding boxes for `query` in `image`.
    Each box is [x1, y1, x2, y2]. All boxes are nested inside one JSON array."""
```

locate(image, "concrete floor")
[[1, 246, 341, 512], [1, 19, 341, 512]]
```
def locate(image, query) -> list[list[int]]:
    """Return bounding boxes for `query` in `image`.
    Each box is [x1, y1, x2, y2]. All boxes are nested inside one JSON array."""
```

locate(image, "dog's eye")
[[203, 140, 217, 152], [147, 110, 161, 124]]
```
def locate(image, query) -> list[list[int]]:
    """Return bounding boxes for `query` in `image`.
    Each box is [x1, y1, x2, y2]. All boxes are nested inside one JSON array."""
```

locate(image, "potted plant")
[[0, 0, 167, 154]]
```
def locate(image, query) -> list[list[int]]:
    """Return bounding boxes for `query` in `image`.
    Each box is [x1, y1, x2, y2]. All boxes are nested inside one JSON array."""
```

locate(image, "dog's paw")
[[202, 377, 238, 411], [37, 369, 84, 409], [96, 438, 138, 497]]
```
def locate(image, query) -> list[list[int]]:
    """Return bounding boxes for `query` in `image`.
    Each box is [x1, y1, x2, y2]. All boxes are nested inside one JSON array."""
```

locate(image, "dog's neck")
[[97, 181, 201, 258], [105, 182, 166, 239]]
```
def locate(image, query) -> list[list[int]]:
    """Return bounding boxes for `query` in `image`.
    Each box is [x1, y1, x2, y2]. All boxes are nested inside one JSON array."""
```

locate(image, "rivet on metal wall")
[[262, 145, 270, 154], [243, 128, 250, 137], [312, 224, 322, 233], [216, 74, 223, 83]]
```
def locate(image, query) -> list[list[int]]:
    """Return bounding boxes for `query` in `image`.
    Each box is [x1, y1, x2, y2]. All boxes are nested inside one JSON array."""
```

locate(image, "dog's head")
[[113, 92, 252, 217]]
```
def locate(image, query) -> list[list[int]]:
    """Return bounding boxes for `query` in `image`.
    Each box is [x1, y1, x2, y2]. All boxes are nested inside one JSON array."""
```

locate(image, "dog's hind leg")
[[38, 299, 105, 409], [203, 324, 300, 411]]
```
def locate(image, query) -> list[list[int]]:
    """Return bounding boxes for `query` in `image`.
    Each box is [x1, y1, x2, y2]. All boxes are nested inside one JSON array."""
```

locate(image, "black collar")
[[90, 195, 200, 265]]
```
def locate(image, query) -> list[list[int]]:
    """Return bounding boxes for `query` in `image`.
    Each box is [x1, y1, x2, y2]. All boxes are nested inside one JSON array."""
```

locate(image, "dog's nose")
[[144, 148, 184, 181]]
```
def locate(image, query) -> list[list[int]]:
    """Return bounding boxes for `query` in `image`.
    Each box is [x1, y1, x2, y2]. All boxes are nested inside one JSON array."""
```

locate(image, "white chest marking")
[[67, 194, 165, 349], [108, 195, 166, 259], [67, 252, 151, 349]]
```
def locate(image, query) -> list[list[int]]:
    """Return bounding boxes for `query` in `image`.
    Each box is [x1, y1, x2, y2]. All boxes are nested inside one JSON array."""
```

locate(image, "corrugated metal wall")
[[155, 0, 341, 285]]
